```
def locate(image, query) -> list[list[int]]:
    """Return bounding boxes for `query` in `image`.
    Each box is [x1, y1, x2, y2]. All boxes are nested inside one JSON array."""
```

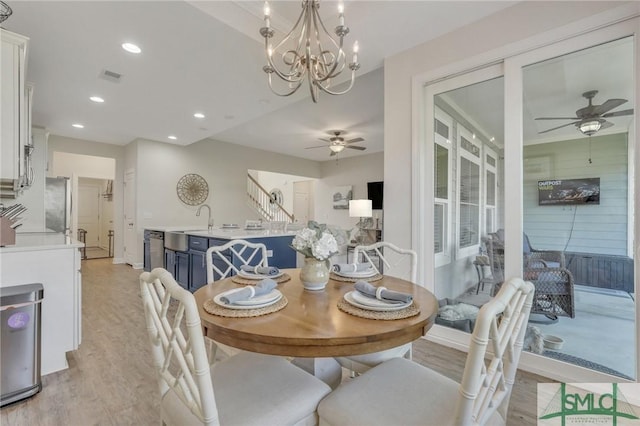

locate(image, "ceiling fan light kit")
[[579, 119, 602, 136], [260, 0, 360, 103], [306, 130, 367, 157]]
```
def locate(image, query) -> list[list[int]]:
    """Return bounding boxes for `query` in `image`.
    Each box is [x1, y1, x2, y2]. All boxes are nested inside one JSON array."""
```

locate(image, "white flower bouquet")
[[291, 221, 344, 261]]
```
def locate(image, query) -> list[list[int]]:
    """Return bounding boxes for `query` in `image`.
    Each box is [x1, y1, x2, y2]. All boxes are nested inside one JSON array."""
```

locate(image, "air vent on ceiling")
[[99, 68, 123, 83]]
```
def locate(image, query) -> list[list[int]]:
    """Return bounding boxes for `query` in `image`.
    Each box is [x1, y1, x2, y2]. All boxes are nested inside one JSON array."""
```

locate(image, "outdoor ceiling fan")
[[535, 90, 634, 136], [305, 130, 366, 157]]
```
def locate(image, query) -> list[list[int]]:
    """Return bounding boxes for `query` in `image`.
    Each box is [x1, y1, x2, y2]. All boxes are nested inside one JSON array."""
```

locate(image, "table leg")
[[291, 357, 342, 390]]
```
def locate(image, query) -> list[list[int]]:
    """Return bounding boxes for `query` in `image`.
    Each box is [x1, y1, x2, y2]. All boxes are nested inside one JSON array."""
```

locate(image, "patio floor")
[[455, 284, 636, 380]]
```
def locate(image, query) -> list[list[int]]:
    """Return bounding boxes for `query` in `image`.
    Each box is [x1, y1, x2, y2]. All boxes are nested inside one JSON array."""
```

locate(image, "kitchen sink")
[[164, 231, 189, 251]]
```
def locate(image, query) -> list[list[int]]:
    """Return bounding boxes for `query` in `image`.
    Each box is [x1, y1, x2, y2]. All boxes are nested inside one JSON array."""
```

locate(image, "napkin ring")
[[376, 286, 387, 300]]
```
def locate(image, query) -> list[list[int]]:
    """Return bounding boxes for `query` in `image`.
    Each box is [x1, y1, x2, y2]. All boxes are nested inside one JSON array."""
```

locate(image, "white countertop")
[[146, 226, 296, 240], [0, 232, 84, 252]]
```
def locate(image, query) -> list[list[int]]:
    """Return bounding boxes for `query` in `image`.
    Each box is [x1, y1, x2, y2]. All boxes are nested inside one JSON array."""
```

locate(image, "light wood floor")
[[1, 258, 549, 425]]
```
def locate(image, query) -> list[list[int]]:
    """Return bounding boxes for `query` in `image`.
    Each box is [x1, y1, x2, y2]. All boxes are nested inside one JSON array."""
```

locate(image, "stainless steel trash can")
[[0, 283, 44, 407]]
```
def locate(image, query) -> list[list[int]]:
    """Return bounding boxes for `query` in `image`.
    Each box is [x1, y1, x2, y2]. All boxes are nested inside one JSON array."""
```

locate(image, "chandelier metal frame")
[[260, 0, 360, 103]]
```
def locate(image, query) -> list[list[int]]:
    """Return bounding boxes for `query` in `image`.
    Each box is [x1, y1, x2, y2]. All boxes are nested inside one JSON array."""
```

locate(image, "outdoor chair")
[[139, 268, 331, 426], [484, 232, 575, 320], [318, 277, 535, 426]]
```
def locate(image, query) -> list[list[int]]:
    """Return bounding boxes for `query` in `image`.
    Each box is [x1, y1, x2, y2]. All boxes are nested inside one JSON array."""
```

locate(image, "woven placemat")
[[337, 299, 420, 320], [231, 273, 292, 285], [203, 296, 288, 318], [330, 272, 383, 283]]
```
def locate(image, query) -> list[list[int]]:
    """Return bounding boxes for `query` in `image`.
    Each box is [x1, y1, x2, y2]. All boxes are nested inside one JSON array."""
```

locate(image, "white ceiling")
[[2, 0, 516, 161], [3, 1, 633, 162]]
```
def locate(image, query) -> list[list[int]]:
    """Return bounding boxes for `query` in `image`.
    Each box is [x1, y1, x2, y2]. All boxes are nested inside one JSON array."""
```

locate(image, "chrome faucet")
[[196, 204, 213, 232]]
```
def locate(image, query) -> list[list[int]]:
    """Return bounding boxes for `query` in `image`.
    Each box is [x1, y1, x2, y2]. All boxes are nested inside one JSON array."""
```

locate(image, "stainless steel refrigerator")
[[45, 177, 71, 235]]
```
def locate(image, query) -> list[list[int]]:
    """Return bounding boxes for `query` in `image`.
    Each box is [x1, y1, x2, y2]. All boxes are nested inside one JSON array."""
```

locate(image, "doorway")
[[78, 177, 114, 260]]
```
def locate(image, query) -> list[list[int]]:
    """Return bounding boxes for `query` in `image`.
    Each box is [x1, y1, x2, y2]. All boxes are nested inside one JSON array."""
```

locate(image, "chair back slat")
[[454, 277, 535, 425], [206, 240, 269, 284], [140, 268, 219, 426], [353, 241, 418, 283]]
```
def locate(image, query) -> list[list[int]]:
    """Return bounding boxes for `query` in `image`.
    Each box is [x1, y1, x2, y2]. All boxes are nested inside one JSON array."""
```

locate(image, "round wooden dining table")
[[194, 269, 438, 358]]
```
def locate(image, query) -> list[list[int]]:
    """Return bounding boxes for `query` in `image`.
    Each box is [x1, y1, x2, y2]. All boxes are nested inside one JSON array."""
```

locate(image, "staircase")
[[246, 174, 295, 223]]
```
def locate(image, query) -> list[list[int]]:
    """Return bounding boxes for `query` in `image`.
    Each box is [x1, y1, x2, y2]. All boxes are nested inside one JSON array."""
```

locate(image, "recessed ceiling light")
[[72, 123, 84, 129], [168, 135, 177, 140], [89, 96, 104, 103], [193, 112, 205, 119], [122, 42, 141, 54]]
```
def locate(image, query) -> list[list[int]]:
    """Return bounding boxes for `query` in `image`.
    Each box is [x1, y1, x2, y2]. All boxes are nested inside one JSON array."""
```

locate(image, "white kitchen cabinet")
[[1, 29, 29, 197]]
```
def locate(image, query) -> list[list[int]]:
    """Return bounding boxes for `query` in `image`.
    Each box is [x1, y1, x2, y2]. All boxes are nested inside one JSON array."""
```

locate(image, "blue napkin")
[[354, 280, 413, 304], [332, 262, 373, 273], [240, 265, 280, 276], [220, 279, 277, 304]]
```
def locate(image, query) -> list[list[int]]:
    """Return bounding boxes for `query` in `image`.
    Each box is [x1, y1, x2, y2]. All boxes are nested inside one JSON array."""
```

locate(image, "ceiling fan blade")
[[602, 108, 634, 118], [330, 151, 337, 157], [345, 137, 365, 144], [305, 145, 329, 149], [599, 121, 614, 130], [318, 138, 331, 143], [591, 98, 627, 115], [346, 145, 366, 151], [538, 121, 581, 134], [535, 117, 580, 120]]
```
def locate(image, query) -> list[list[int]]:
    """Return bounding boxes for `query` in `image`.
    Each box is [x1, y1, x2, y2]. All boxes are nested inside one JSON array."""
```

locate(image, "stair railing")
[[246, 174, 295, 223]]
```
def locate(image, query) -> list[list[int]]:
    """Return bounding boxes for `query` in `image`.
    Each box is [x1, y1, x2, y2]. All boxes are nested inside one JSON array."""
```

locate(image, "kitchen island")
[[0, 232, 83, 375], [143, 226, 298, 292]]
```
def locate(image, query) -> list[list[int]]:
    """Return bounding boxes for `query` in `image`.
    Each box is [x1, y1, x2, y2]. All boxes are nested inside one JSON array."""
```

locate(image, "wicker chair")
[[484, 232, 575, 319]]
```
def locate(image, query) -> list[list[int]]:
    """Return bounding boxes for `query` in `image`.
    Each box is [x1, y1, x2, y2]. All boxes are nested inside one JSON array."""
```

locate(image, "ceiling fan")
[[305, 130, 366, 156], [535, 90, 634, 136]]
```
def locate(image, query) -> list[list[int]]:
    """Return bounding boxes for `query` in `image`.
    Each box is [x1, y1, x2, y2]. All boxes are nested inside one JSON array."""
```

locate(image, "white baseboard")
[[131, 262, 144, 270], [112, 257, 125, 264]]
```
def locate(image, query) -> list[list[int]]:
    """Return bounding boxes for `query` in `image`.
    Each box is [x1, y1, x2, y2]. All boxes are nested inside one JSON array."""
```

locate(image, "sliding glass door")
[[419, 19, 637, 381]]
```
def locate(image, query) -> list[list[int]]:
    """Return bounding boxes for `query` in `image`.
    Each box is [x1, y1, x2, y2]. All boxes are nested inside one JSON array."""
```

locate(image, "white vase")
[[299, 257, 330, 291]]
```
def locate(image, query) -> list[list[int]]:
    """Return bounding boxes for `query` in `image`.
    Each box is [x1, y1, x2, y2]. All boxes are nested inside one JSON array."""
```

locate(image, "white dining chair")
[[205, 239, 270, 360], [205, 239, 270, 284], [139, 268, 331, 426], [318, 277, 535, 426], [335, 241, 418, 374]]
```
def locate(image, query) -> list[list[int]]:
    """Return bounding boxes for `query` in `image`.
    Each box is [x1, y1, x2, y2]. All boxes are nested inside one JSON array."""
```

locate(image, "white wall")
[[133, 137, 323, 264], [252, 170, 314, 215], [317, 152, 384, 240], [524, 133, 629, 256]]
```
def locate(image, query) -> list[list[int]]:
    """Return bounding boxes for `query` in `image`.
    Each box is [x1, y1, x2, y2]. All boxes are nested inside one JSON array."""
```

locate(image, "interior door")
[[123, 170, 136, 266], [77, 182, 101, 247], [293, 180, 311, 223]]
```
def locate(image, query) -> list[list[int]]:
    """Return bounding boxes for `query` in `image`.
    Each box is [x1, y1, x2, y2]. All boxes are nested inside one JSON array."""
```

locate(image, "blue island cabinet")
[[187, 235, 296, 292]]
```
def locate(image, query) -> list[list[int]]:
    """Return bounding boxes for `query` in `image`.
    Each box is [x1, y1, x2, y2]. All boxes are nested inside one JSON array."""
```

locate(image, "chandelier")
[[260, 1, 360, 103]]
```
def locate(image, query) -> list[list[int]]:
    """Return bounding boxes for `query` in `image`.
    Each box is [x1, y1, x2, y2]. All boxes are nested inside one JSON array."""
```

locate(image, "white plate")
[[244, 227, 264, 231], [238, 269, 284, 279], [333, 269, 377, 278], [343, 291, 411, 312], [222, 224, 239, 229], [214, 289, 282, 309], [350, 290, 407, 307]]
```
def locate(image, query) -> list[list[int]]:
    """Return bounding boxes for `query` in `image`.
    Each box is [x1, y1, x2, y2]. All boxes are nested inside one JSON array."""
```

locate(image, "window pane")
[[434, 204, 444, 253], [459, 204, 479, 247], [461, 136, 480, 157], [435, 118, 449, 139], [459, 157, 480, 204], [435, 144, 448, 199], [486, 171, 496, 206]]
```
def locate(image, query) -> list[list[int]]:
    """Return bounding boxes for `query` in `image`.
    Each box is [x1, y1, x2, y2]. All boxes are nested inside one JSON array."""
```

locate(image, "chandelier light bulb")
[[264, 1, 271, 28], [338, 3, 344, 26]]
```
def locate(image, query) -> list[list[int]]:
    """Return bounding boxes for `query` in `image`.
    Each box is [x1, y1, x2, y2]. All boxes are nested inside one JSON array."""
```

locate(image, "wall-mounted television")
[[367, 181, 383, 210], [538, 178, 600, 205]]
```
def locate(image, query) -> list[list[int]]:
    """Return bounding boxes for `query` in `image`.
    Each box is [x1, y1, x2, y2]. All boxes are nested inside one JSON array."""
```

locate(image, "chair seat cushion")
[[318, 357, 505, 426], [162, 352, 331, 426], [335, 343, 411, 371]]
